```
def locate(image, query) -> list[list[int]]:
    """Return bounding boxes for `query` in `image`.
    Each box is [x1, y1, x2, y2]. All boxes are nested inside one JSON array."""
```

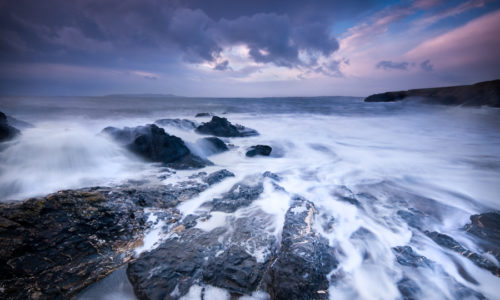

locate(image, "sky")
[[0, 0, 499, 97]]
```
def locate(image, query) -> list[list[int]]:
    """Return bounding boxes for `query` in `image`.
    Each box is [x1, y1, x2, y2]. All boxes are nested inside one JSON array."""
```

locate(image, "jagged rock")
[[196, 137, 229, 155], [0, 188, 147, 299], [211, 180, 264, 213], [425, 231, 499, 276], [203, 169, 235, 185], [127, 209, 277, 299], [246, 145, 272, 157], [0, 111, 20, 142], [102, 124, 210, 169], [464, 211, 500, 261], [154, 118, 198, 130], [264, 198, 338, 300], [195, 116, 258, 137]]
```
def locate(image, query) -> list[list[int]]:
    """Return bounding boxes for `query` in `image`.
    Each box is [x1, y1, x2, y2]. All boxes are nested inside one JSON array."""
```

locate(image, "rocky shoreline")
[[364, 79, 500, 107], [0, 112, 499, 299]]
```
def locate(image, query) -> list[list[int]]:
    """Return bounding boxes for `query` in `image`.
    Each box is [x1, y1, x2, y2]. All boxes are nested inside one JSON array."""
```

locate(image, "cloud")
[[214, 60, 229, 71], [420, 59, 433, 71], [415, 0, 488, 27], [406, 9, 500, 73], [376, 60, 409, 70]]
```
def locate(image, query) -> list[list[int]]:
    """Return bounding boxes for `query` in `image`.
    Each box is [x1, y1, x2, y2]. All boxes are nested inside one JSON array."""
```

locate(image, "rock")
[[195, 112, 213, 117], [195, 116, 258, 137], [102, 124, 210, 169], [0, 111, 20, 142], [211, 180, 264, 213], [392, 246, 433, 268], [203, 169, 235, 185], [154, 118, 198, 130], [397, 277, 421, 300], [0, 188, 147, 299], [425, 231, 499, 276], [127, 209, 277, 299], [464, 212, 500, 260], [196, 137, 229, 155], [264, 198, 338, 300], [364, 79, 500, 107], [6, 115, 34, 129], [246, 145, 272, 157]]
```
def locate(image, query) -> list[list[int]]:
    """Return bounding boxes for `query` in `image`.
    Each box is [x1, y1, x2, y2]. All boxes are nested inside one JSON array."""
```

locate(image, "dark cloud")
[[376, 60, 409, 70], [214, 60, 229, 71], [420, 59, 433, 71], [0, 0, 353, 70]]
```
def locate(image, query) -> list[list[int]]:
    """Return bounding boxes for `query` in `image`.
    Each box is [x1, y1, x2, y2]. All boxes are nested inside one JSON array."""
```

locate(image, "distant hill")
[[103, 93, 183, 98], [364, 80, 500, 107]]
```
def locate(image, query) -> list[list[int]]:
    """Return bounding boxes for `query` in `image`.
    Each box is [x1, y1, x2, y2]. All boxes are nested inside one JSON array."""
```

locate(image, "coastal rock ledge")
[[364, 79, 500, 107]]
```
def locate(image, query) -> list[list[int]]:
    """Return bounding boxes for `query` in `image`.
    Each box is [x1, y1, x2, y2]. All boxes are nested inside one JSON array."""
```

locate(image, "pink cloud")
[[406, 9, 500, 73]]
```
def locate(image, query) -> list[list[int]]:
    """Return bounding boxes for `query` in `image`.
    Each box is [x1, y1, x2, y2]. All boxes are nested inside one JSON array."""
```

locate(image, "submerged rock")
[[210, 180, 264, 213], [0, 111, 20, 142], [203, 169, 235, 185], [195, 116, 259, 137], [264, 198, 338, 300], [393, 246, 433, 269], [154, 118, 198, 130], [425, 231, 499, 276], [246, 145, 272, 157], [0, 189, 147, 299], [196, 137, 229, 155], [102, 124, 210, 169]]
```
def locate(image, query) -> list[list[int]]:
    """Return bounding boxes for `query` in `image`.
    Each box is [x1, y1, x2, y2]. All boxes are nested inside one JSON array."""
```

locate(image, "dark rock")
[[246, 145, 272, 157], [464, 211, 500, 261], [203, 169, 235, 186], [154, 118, 198, 130], [393, 246, 433, 268], [262, 171, 280, 181], [211, 180, 264, 213], [397, 277, 421, 300], [196, 137, 229, 155], [102, 124, 210, 169], [364, 79, 500, 107], [265, 198, 338, 300], [128, 209, 277, 299], [0, 188, 147, 299], [195, 116, 258, 137], [425, 231, 499, 276], [0, 111, 20, 142], [195, 112, 212, 117]]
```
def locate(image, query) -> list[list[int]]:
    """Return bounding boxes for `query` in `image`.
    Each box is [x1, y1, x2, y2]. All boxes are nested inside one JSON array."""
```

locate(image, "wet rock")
[[195, 116, 258, 137], [128, 207, 277, 299], [195, 112, 213, 117], [425, 231, 499, 276], [102, 124, 210, 169], [397, 277, 421, 300], [265, 198, 338, 300], [464, 211, 500, 261], [154, 118, 198, 130], [203, 169, 235, 186], [262, 171, 280, 181], [246, 145, 272, 157], [333, 186, 361, 207], [0, 111, 20, 142], [393, 246, 433, 268], [0, 188, 147, 299], [211, 180, 264, 213], [196, 137, 229, 155]]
